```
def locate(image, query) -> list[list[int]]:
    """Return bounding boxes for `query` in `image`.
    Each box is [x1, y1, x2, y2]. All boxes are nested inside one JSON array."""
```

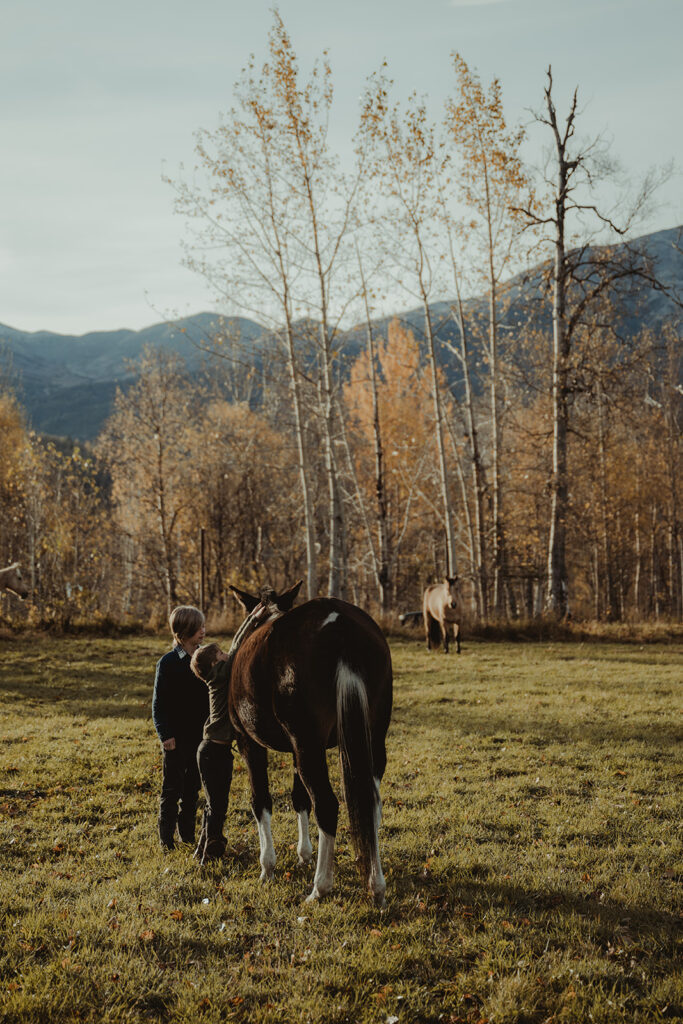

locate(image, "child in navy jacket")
[[152, 605, 209, 850]]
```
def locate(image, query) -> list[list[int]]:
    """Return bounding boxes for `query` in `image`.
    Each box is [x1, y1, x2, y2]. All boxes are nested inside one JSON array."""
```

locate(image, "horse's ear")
[[275, 579, 303, 612], [228, 584, 261, 613]]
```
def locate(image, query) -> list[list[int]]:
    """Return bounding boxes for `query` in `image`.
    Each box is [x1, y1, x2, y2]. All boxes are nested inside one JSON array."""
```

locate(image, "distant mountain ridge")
[[1, 225, 680, 440]]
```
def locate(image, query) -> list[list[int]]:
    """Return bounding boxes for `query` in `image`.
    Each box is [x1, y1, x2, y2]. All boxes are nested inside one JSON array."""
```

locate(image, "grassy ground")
[[0, 632, 681, 1023]]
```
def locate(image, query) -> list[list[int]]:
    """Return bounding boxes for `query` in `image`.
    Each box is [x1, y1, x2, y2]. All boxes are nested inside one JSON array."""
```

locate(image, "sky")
[[2, 0, 682, 336]]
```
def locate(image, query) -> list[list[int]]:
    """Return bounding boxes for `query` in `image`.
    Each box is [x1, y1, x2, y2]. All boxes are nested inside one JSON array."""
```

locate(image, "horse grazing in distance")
[[228, 580, 393, 906], [0, 563, 29, 599], [423, 577, 462, 654]]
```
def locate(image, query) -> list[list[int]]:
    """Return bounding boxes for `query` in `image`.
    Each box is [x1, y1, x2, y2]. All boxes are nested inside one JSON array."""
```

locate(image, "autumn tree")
[[98, 347, 198, 617], [343, 319, 452, 608], [444, 54, 532, 616], [182, 398, 303, 611], [360, 78, 459, 578], [169, 12, 361, 598]]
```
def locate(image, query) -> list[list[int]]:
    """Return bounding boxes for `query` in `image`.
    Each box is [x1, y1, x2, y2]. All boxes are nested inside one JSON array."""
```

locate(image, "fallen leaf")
[[139, 929, 156, 942]]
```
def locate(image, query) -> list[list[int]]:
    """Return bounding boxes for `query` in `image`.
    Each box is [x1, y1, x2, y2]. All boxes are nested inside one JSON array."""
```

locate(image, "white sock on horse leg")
[[297, 810, 313, 864], [305, 829, 335, 901], [255, 809, 276, 881]]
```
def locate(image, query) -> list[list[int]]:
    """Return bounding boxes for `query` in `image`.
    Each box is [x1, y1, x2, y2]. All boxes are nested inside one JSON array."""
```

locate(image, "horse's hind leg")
[[240, 740, 276, 882], [294, 745, 339, 901], [368, 729, 388, 906], [291, 766, 313, 865]]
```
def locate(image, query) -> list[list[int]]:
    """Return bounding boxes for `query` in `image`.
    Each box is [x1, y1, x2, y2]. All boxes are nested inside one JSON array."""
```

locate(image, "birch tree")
[[169, 12, 359, 597], [360, 79, 458, 576], [444, 54, 531, 616]]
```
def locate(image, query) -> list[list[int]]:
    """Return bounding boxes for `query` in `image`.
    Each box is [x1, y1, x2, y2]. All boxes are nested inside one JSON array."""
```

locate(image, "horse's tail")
[[427, 614, 441, 649], [336, 661, 378, 882]]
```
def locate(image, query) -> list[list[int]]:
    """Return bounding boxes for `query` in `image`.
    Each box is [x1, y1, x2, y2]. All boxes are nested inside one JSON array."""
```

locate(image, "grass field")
[[0, 631, 681, 1023]]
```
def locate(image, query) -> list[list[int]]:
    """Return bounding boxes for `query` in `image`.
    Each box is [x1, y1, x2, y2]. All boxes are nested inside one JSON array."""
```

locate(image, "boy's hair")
[[190, 643, 222, 681], [169, 605, 205, 643]]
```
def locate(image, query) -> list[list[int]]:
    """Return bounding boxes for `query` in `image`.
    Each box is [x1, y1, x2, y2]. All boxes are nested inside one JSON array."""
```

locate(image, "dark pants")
[[196, 740, 234, 856], [158, 739, 202, 846]]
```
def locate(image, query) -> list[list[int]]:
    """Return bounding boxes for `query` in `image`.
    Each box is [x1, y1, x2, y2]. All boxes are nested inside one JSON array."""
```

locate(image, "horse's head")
[[443, 576, 460, 608], [2, 563, 29, 600], [229, 580, 303, 624]]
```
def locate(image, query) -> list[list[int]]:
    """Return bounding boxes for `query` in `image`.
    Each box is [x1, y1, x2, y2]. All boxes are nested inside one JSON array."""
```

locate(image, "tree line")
[[1, 13, 680, 627]]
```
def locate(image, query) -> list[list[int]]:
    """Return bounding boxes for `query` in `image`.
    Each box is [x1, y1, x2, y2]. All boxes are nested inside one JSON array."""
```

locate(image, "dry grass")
[[0, 632, 681, 1023]]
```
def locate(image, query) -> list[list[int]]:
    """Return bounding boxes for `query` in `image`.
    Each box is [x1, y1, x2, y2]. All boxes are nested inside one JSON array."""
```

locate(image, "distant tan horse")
[[423, 577, 461, 653], [0, 563, 29, 599]]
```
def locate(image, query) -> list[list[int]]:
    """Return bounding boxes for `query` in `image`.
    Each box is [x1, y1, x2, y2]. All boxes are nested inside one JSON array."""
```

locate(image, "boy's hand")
[[162, 737, 176, 751]]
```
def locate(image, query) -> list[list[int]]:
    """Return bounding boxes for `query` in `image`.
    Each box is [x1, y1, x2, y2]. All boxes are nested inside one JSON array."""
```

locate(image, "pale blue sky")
[[2, 0, 681, 334]]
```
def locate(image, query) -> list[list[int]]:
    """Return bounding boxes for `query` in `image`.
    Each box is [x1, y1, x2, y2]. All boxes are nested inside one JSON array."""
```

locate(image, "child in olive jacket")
[[190, 603, 268, 863]]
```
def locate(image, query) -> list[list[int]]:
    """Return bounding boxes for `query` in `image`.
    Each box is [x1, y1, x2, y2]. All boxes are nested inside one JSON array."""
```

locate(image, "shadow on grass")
[[391, 700, 682, 749], [389, 863, 680, 948]]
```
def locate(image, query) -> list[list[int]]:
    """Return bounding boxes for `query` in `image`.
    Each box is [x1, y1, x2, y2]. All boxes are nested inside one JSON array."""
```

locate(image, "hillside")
[[1, 225, 680, 440]]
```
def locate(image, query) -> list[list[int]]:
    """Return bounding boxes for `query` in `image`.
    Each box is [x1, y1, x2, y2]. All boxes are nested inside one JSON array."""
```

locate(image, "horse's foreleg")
[[441, 620, 450, 654], [295, 747, 338, 902], [242, 742, 276, 882], [291, 767, 313, 865]]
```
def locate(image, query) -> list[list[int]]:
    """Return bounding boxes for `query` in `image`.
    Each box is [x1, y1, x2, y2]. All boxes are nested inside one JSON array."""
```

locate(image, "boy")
[[152, 605, 209, 850], [190, 602, 268, 864]]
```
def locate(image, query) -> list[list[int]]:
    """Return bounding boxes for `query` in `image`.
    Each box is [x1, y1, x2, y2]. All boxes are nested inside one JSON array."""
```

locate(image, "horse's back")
[[230, 598, 392, 749]]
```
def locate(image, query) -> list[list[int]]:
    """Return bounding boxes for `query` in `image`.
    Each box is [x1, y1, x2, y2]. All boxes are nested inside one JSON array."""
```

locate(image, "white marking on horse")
[[237, 697, 258, 734], [306, 829, 335, 901], [320, 612, 339, 628], [281, 664, 296, 695], [297, 810, 313, 864], [254, 808, 276, 881]]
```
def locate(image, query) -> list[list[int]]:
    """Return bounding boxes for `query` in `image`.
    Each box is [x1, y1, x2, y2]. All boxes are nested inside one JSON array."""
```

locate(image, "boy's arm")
[[152, 656, 176, 749], [227, 602, 269, 656]]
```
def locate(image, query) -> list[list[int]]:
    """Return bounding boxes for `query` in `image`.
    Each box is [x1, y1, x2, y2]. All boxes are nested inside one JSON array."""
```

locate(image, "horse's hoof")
[[297, 850, 313, 866], [200, 839, 225, 866], [304, 889, 324, 903], [259, 868, 275, 883]]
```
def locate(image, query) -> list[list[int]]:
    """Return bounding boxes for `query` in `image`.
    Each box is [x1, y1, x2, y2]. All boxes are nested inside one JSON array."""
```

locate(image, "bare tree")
[[516, 66, 664, 617]]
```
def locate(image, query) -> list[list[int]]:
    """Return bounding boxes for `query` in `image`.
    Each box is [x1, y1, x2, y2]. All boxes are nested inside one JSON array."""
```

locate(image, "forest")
[[0, 14, 681, 630]]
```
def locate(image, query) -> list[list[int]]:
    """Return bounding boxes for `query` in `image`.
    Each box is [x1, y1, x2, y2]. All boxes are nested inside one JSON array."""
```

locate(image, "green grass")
[[0, 633, 681, 1023]]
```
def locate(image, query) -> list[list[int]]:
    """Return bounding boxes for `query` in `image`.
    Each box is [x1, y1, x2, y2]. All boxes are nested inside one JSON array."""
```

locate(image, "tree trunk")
[[444, 245, 488, 619], [282, 321, 318, 599], [422, 296, 458, 576], [488, 264, 504, 616], [545, 190, 570, 618], [358, 253, 391, 611]]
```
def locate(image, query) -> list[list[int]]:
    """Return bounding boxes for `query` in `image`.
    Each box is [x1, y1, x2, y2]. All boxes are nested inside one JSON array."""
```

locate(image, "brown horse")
[[0, 563, 29, 599], [227, 581, 393, 905], [423, 577, 462, 653]]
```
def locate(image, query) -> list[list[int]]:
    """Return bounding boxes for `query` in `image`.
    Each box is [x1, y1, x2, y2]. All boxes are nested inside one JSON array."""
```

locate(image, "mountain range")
[[1, 225, 680, 441]]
